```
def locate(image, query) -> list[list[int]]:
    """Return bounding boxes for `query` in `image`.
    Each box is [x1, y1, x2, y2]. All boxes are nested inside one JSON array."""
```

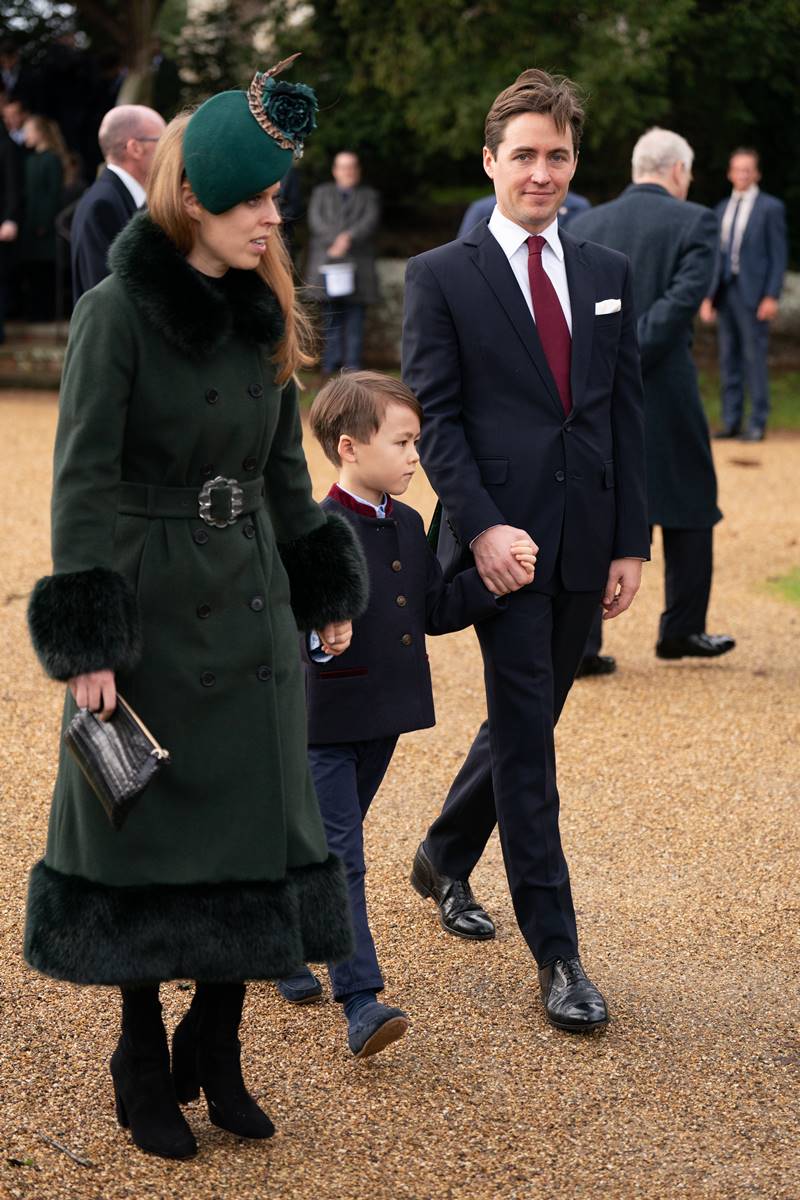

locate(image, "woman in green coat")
[[25, 62, 366, 1160]]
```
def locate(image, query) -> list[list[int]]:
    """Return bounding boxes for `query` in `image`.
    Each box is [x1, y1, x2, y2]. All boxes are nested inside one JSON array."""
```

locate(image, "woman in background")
[[19, 114, 66, 319]]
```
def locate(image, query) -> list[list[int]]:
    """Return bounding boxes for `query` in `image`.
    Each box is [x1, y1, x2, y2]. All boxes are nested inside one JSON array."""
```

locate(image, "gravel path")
[[1, 392, 797, 1200]]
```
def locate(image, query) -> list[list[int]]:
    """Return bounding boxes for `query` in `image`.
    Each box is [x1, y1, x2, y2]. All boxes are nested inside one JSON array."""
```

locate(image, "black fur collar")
[[108, 212, 284, 357]]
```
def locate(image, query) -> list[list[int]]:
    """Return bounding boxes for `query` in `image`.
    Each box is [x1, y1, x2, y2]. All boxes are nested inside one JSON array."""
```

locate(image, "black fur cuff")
[[279, 510, 369, 631], [27, 567, 143, 681]]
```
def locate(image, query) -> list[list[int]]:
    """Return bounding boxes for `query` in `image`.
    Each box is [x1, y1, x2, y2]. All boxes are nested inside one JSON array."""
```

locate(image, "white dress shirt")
[[488, 205, 572, 334], [720, 184, 759, 277], [107, 163, 147, 209]]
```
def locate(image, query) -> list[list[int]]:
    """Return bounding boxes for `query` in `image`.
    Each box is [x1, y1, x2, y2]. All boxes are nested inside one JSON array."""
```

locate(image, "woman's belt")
[[118, 477, 265, 528]]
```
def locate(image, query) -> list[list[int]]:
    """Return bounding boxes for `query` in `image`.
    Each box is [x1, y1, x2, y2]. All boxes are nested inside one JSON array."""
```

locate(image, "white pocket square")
[[595, 298, 622, 315]]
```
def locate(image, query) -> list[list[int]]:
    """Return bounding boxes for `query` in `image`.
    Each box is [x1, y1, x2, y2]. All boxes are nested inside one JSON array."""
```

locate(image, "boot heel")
[[114, 1086, 129, 1128]]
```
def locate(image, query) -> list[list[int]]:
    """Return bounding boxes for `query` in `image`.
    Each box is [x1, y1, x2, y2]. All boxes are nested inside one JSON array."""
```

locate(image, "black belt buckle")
[[198, 476, 244, 528]]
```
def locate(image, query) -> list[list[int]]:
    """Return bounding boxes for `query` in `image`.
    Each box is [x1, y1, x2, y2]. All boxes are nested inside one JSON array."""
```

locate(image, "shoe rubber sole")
[[354, 1015, 410, 1059], [544, 1013, 610, 1034], [278, 989, 323, 1005], [410, 872, 496, 941]]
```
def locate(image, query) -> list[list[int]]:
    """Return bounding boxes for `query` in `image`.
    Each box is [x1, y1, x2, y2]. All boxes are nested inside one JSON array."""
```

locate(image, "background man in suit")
[[70, 104, 164, 301], [306, 150, 380, 374], [0, 121, 23, 343], [458, 187, 590, 238], [700, 148, 788, 442], [571, 128, 735, 674], [403, 69, 649, 1032]]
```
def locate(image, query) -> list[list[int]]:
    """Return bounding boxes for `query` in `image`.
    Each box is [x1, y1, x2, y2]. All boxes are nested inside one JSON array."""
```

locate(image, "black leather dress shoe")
[[410, 843, 495, 940], [538, 958, 608, 1032], [713, 425, 740, 439], [740, 427, 765, 442], [575, 654, 617, 678], [656, 632, 736, 660]]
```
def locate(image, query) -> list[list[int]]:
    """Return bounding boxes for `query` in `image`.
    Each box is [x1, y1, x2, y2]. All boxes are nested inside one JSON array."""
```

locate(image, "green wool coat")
[[25, 213, 367, 986]]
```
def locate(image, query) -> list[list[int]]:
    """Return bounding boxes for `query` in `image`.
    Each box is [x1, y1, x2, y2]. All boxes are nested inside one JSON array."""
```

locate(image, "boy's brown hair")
[[484, 68, 586, 158], [310, 370, 423, 466]]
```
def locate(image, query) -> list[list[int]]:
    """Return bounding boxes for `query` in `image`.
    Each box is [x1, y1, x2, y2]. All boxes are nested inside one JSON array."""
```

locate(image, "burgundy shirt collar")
[[328, 482, 394, 518]]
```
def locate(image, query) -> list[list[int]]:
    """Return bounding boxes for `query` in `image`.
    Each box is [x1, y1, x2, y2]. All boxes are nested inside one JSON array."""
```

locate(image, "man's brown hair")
[[484, 68, 586, 158], [730, 146, 760, 166], [310, 370, 423, 466]]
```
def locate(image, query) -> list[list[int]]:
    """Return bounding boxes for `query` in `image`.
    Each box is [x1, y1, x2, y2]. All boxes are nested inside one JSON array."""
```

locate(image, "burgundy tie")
[[527, 235, 572, 415]]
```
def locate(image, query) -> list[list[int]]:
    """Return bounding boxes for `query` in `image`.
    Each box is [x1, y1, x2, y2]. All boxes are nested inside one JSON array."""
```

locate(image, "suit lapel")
[[469, 226, 562, 413], [739, 191, 762, 250], [561, 230, 593, 410]]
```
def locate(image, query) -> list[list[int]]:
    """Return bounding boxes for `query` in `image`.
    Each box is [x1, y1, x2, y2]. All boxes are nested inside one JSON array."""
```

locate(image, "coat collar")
[[108, 212, 284, 357]]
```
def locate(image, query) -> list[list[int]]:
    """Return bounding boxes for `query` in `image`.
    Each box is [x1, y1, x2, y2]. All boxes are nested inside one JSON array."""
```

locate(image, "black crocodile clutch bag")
[[63, 695, 170, 830]]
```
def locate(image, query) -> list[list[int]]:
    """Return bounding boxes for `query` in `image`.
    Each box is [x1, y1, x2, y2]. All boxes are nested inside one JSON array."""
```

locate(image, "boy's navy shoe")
[[276, 967, 323, 1004], [345, 995, 409, 1059]]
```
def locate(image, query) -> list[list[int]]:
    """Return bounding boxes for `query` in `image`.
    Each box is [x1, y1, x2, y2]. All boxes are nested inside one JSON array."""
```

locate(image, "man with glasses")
[[71, 105, 165, 301]]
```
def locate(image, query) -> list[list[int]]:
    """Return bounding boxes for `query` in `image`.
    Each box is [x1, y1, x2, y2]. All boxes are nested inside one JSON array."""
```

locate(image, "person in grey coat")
[[305, 150, 380, 373], [570, 127, 735, 670]]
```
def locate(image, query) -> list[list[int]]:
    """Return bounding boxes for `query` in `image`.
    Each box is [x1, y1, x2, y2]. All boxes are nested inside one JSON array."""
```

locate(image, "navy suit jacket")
[[710, 190, 787, 310], [70, 167, 138, 301], [402, 221, 649, 593]]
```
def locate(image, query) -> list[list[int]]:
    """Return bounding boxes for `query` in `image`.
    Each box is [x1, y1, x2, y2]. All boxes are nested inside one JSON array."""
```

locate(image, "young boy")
[[277, 371, 536, 1058]]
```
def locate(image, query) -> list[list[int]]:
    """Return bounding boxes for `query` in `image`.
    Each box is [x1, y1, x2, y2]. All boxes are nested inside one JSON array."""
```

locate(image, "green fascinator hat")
[[184, 54, 318, 214]]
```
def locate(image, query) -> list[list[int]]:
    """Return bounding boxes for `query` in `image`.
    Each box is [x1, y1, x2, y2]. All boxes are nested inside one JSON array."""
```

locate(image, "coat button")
[[193, 528, 209, 545], [200, 463, 215, 479], [257, 665, 272, 681], [243, 522, 256, 539], [248, 383, 263, 399], [555, 470, 566, 482], [201, 671, 215, 687], [197, 603, 211, 619], [396, 595, 407, 607], [400, 633, 413, 646], [242, 456, 258, 472], [250, 595, 265, 612], [205, 388, 219, 405], [391, 560, 402, 572]]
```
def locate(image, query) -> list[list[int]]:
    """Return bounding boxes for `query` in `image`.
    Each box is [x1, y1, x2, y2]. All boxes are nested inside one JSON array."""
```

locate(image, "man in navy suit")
[[70, 104, 164, 301], [403, 69, 649, 1032], [700, 148, 787, 441], [458, 187, 590, 238]]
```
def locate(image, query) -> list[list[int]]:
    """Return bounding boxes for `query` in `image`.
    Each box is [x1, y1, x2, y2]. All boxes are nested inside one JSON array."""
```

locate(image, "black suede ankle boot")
[[172, 982, 274, 1139], [111, 986, 197, 1160]]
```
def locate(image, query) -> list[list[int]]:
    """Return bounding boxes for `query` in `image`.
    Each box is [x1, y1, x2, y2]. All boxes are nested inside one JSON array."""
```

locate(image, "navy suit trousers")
[[717, 280, 771, 432], [308, 737, 398, 1000]]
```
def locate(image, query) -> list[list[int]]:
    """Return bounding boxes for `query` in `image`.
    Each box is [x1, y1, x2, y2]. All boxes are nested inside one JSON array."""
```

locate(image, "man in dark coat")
[[0, 122, 23, 343], [403, 70, 650, 1033], [700, 147, 788, 442], [570, 127, 735, 669], [70, 104, 165, 301]]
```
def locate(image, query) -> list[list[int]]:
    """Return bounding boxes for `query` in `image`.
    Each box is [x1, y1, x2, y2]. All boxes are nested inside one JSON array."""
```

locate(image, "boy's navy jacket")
[[303, 489, 503, 743]]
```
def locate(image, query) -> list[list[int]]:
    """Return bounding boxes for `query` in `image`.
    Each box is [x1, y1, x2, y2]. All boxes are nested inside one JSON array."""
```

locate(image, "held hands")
[[69, 669, 117, 720], [473, 526, 538, 596], [0, 220, 18, 243], [317, 620, 353, 656], [327, 232, 352, 259], [602, 558, 643, 621]]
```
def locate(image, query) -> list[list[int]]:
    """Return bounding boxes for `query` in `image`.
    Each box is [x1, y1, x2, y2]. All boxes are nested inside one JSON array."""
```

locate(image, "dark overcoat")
[[303, 493, 502, 744], [19, 148, 63, 262], [0, 128, 23, 287], [305, 182, 380, 305], [569, 184, 722, 530], [25, 213, 368, 986]]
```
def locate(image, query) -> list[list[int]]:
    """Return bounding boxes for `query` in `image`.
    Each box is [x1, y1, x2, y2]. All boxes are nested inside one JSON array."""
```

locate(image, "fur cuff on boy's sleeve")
[[279, 510, 369, 631], [27, 567, 143, 681]]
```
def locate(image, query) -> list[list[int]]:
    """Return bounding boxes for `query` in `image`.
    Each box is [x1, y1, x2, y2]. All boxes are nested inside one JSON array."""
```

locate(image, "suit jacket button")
[[243, 522, 256, 539], [250, 595, 265, 612], [396, 595, 407, 607], [555, 470, 566, 482], [563, 423, 572, 433], [205, 388, 219, 405], [257, 665, 272, 681], [193, 528, 209, 545], [248, 383, 263, 399], [401, 633, 413, 646], [391, 560, 402, 572], [242, 456, 258, 472], [197, 603, 211, 619], [201, 671, 215, 687]]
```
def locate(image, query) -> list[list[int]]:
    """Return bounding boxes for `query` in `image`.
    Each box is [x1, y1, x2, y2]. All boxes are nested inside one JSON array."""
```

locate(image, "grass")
[[698, 369, 800, 431], [766, 568, 800, 607]]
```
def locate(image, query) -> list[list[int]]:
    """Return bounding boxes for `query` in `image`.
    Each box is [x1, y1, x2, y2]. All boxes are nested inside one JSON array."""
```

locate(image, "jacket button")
[[243, 522, 256, 539], [193, 528, 209, 545], [257, 665, 272, 681], [248, 383, 263, 399], [396, 595, 407, 607], [197, 603, 211, 619], [555, 470, 566, 482], [201, 671, 215, 687], [400, 633, 413, 646], [205, 388, 219, 405], [564, 423, 572, 433], [242, 456, 258, 472], [200, 463, 215, 479], [250, 595, 265, 612], [391, 560, 402, 572]]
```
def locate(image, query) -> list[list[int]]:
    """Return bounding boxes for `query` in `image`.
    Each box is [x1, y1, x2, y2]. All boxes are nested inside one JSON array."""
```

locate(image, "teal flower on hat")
[[263, 78, 317, 142]]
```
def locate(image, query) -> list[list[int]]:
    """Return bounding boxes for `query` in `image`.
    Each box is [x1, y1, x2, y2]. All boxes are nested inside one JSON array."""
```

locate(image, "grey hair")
[[98, 105, 163, 163], [631, 127, 694, 180]]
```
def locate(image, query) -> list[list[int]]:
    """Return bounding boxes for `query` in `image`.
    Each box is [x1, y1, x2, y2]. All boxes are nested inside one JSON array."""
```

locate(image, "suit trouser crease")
[[717, 281, 770, 431], [425, 587, 601, 966], [308, 737, 397, 1000]]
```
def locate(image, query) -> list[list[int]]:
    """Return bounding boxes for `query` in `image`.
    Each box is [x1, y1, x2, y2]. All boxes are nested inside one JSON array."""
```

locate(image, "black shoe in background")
[[575, 654, 617, 678], [740, 427, 765, 442], [713, 425, 740, 439], [538, 957, 609, 1032], [656, 633, 736, 660], [410, 842, 495, 940]]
